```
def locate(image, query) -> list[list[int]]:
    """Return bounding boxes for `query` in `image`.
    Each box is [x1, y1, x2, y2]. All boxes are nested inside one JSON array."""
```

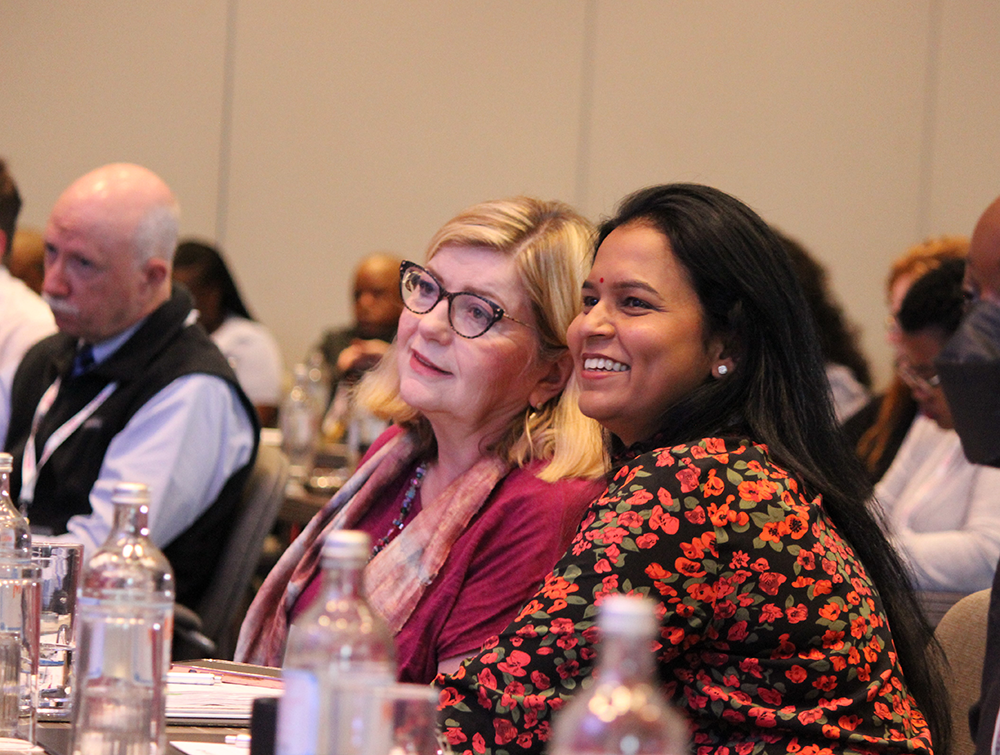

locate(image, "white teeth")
[[584, 357, 628, 372]]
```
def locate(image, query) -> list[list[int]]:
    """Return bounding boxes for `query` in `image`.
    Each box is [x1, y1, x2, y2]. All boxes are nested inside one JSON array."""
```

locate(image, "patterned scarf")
[[236, 427, 511, 666]]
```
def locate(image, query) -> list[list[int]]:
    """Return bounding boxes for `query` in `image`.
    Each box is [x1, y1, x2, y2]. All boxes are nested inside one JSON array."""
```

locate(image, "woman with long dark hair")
[[173, 240, 284, 425], [438, 184, 947, 755]]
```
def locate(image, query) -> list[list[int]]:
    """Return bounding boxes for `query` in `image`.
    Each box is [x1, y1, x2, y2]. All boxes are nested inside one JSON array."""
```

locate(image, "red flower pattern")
[[437, 437, 933, 755]]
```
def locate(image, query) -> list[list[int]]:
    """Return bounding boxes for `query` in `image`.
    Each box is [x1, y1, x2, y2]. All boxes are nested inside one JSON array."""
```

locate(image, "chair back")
[[919, 590, 968, 628], [196, 443, 290, 658], [935, 588, 991, 755]]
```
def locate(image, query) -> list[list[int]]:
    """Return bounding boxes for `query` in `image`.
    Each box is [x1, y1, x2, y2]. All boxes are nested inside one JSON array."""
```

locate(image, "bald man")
[[316, 252, 404, 384], [938, 195, 1000, 467], [3, 164, 258, 608], [939, 194, 1000, 755]]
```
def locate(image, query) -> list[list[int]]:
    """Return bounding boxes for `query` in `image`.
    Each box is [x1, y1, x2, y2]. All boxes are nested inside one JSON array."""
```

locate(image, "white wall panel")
[[0, 2, 229, 236], [926, 0, 1000, 237], [223, 1, 588, 364], [583, 1, 933, 385]]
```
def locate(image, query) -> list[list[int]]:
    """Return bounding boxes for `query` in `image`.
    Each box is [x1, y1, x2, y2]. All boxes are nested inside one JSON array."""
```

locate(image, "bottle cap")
[[111, 482, 151, 506], [599, 594, 659, 637], [321, 530, 371, 562], [0, 453, 12, 473], [250, 696, 279, 755]]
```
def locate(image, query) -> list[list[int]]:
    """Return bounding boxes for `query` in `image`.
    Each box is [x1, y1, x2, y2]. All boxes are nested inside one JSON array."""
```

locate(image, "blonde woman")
[[237, 198, 605, 682]]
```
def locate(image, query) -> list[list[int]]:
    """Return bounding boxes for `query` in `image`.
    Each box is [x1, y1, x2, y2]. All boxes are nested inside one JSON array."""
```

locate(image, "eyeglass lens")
[[400, 264, 501, 338], [897, 361, 940, 392]]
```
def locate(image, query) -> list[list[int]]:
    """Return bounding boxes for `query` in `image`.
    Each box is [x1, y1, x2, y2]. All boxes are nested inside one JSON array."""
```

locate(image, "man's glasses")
[[399, 261, 533, 339], [896, 360, 941, 394]]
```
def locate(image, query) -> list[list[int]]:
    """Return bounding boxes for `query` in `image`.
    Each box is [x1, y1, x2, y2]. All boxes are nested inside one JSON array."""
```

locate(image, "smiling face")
[[568, 223, 727, 446], [396, 245, 561, 449]]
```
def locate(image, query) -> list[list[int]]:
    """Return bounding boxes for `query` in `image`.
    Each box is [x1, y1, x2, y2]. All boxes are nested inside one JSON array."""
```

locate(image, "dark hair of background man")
[[0, 157, 24, 259]]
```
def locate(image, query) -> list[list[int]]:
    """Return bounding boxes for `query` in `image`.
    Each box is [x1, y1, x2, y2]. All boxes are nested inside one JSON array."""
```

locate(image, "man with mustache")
[[3, 163, 258, 608]]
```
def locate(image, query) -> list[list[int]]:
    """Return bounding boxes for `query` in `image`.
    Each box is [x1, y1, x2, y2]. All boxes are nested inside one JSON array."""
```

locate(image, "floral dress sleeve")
[[436, 437, 933, 755]]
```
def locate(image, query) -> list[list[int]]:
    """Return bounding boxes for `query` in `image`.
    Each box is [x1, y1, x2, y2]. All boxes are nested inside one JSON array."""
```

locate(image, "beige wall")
[[3, 1, 998, 387]]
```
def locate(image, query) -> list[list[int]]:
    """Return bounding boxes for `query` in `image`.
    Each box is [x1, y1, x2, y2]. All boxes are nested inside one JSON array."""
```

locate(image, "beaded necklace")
[[370, 462, 427, 557]]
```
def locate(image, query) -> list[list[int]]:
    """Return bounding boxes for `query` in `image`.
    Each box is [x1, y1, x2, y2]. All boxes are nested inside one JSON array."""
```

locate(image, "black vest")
[[4, 287, 260, 607]]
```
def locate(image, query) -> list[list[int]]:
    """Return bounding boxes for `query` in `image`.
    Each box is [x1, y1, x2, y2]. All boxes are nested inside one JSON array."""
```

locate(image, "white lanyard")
[[20, 377, 118, 505]]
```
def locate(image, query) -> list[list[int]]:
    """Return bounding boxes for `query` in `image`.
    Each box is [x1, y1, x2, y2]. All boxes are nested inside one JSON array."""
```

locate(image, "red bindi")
[[599, 277, 604, 283]]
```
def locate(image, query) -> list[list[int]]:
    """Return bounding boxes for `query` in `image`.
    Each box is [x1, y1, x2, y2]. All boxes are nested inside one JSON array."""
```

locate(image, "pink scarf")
[[236, 428, 510, 666]]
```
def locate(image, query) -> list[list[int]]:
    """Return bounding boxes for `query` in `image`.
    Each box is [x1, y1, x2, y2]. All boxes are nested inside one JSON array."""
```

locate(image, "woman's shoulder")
[[608, 436, 808, 511], [214, 315, 282, 353], [357, 423, 407, 463], [503, 459, 606, 502], [621, 435, 774, 475]]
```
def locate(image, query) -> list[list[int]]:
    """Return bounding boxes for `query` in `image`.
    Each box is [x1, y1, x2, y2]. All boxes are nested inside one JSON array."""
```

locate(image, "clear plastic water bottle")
[[70, 482, 174, 755], [551, 595, 688, 755], [280, 363, 322, 482], [277, 530, 396, 755], [305, 348, 332, 411], [0, 451, 40, 743]]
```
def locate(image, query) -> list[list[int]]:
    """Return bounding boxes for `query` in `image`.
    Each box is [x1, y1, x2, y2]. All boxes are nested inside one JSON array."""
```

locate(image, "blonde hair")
[[356, 197, 606, 481]]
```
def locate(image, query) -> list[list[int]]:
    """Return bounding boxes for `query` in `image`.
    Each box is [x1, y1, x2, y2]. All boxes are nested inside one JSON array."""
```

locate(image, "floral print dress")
[[437, 436, 934, 755]]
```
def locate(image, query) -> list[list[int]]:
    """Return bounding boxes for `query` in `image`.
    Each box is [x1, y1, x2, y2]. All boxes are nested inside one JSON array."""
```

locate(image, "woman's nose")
[[416, 297, 453, 340], [577, 302, 614, 339]]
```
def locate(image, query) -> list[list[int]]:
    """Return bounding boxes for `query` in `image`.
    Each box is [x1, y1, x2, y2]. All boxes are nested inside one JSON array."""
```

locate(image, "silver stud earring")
[[716, 364, 729, 376]]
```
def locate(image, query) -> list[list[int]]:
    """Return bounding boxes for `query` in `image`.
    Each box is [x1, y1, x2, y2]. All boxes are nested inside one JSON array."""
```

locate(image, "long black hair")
[[174, 240, 254, 320], [598, 184, 949, 749]]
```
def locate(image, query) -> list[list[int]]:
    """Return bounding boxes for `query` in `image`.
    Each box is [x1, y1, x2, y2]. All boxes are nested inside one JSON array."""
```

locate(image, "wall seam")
[[574, 0, 598, 211], [916, 0, 942, 240], [215, 0, 239, 244]]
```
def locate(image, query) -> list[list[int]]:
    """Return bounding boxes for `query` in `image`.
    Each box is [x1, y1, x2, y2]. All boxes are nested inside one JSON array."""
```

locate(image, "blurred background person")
[[945, 193, 1000, 755], [315, 251, 406, 447], [846, 236, 968, 482], [0, 157, 56, 445], [237, 197, 606, 683], [9, 227, 46, 294], [173, 239, 284, 427], [315, 251, 404, 387], [778, 230, 872, 423], [874, 258, 1000, 595]]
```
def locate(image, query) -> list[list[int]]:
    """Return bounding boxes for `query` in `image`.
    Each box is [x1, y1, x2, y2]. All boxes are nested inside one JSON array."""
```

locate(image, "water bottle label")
[[277, 668, 320, 755]]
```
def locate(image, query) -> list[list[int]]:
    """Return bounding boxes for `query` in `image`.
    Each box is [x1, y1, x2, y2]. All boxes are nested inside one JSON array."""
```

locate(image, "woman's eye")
[[581, 295, 598, 310], [622, 296, 652, 310], [467, 304, 490, 324]]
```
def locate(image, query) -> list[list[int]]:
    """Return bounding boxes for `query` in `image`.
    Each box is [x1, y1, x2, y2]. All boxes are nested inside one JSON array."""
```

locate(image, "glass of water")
[[30, 541, 82, 719]]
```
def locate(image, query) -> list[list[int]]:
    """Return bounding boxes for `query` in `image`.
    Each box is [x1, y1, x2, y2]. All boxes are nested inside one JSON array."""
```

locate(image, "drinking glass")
[[374, 683, 442, 755], [30, 541, 82, 718]]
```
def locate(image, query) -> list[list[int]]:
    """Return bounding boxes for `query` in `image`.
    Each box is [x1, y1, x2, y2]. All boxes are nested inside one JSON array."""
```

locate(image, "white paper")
[[166, 681, 281, 721], [170, 743, 245, 755]]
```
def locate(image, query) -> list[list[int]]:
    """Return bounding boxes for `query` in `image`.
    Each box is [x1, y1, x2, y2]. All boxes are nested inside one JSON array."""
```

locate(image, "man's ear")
[[528, 351, 573, 410], [144, 258, 170, 291]]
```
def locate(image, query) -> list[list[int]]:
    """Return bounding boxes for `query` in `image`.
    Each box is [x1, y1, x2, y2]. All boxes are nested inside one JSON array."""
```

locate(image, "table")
[[37, 722, 247, 755], [279, 479, 332, 525]]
